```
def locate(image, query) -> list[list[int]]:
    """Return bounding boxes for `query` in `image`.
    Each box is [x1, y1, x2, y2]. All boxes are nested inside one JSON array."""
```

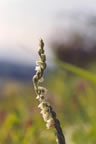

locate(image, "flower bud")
[[33, 75, 38, 83], [36, 61, 43, 66], [41, 54, 46, 62], [39, 39, 44, 49]]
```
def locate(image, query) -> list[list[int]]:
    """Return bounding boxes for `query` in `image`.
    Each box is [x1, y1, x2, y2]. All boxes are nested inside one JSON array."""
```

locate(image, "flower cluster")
[[33, 39, 54, 129]]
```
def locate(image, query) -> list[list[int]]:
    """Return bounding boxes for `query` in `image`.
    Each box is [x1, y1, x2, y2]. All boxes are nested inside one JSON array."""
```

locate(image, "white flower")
[[36, 95, 45, 101], [36, 95, 40, 100], [38, 46, 41, 51], [35, 66, 41, 72], [36, 61, 43, 65], [40, 107, 49, 115], [39, 95, 45, 102], [42, 112, 52, 122], [38, 86, 48, 95], [38, 102, 46, 109], [38, 77, 44, 83], [46, 118, 54, 129]]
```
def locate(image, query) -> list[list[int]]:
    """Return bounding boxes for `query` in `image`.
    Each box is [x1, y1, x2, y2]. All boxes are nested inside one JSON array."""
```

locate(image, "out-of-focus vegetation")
[[0, 58, 96, 144], [50, 28, 96, 143], [0, 26, 96, 143], [48, 61, 96, 144], [0, 82, 56, 144]]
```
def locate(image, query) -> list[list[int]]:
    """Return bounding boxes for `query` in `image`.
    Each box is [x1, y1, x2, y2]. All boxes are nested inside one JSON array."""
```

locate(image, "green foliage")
[[0, 60, 96, 144], [48, 60, 96, 144], [57, 60, 96, 83], [0, 83, 56, 144]]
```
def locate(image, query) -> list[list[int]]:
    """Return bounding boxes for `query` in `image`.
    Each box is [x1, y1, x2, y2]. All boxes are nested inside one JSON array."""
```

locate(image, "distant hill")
[[0, 61, 35, 82]]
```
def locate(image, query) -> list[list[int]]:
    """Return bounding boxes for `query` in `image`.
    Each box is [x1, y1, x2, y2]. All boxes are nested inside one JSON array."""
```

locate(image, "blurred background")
[[0, 0, 96, 144]]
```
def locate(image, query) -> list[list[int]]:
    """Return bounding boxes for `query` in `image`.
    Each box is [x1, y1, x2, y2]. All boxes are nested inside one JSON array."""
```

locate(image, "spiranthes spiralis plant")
[[32, 39, 65, 144]]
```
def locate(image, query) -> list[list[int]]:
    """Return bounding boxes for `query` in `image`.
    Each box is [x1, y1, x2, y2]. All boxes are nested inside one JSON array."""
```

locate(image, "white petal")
[[40, 108, 49, 115], [36, 61, 43, 65], [36, 95, 40, 100], [39, 95, 45, 102], [35, 66, 41, 71], [46, 118, 54, 129], [38, 102, 46, 109], [42, 112, 51, 122], [38, 86, 48, 95], [38, 77, 44, 83]]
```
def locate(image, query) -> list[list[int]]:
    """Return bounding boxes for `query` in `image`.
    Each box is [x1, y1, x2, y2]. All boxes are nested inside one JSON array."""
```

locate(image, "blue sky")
[[0, 0, 96, 65]]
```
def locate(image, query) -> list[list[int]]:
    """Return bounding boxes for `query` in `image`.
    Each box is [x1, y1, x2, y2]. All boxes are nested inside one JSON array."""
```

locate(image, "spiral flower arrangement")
[[32, 39, 65, 144]]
